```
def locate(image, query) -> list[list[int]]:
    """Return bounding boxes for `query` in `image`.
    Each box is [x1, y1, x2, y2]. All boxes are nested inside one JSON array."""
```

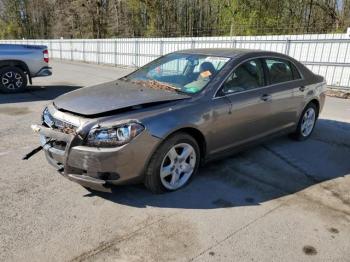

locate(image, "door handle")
[[299, 86, 306, 92], [261, 94, 272, 102]]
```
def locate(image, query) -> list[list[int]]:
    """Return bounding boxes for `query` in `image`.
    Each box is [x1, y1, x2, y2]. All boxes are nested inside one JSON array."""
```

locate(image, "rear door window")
[[264, 58, 294, 84]]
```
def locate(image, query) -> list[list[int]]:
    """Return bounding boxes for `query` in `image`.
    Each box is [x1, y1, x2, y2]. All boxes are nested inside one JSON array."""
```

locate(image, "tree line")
[[0, 0, 349, 39]]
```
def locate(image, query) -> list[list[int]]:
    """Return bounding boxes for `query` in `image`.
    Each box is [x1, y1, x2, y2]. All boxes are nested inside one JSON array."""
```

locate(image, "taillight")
[[43, 49, 49, 63]]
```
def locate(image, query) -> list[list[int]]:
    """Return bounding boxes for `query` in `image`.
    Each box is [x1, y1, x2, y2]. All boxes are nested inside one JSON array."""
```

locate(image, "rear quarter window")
[[290, 63, 302, 80]]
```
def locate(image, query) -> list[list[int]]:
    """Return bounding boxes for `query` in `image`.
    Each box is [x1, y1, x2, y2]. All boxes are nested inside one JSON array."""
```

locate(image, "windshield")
[[122, 53, 230, 94]]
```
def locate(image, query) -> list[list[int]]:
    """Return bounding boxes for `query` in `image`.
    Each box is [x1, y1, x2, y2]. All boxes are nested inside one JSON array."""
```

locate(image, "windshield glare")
[[123, 53, 230, 94]]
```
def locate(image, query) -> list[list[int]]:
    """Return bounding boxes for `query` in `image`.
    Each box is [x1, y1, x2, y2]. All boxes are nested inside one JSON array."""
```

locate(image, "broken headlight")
[[86, 122, 144, 147], [42, 107, 54, 127]]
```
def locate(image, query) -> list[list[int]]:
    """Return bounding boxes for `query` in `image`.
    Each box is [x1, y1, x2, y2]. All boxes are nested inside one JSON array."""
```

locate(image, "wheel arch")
[[306, 98, 320, 118], [152, 126, 207, 162], [171, 127, 207, 160], [0, 60, 32, 84]]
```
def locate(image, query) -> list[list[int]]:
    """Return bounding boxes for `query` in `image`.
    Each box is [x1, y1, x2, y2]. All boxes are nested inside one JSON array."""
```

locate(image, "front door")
[[209, 58, 273, 154]]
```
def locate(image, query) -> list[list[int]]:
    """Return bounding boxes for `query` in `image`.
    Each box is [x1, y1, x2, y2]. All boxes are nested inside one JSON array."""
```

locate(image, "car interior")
[[150, 59, 221, 92], [268, 62, 293, 84], [221, 59, 295, 95], [222, 60, 262, 94]]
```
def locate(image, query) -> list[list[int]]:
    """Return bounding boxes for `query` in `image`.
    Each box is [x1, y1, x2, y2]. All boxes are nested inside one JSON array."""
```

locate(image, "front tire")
[[0, 66, 27, 93], [292, 103, 318, 141], [144, 133, 200, 194]]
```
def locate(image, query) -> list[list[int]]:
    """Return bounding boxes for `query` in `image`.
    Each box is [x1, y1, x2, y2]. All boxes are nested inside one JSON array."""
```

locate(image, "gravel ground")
[[0, 60, 349, 262]]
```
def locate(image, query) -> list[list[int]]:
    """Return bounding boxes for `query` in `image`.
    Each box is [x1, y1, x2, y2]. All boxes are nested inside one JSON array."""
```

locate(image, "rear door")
[[261, 57, 302, 132]]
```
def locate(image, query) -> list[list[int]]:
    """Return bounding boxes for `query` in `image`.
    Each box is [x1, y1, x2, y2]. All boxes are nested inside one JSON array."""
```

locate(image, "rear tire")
[[144, 133, 200, 194], [291, 103, 318, 141], [0, 66, 27, 93]]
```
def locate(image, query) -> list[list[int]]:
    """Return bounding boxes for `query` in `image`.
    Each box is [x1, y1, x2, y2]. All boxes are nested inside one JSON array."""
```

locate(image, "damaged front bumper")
[[32, 106, 160, 192]]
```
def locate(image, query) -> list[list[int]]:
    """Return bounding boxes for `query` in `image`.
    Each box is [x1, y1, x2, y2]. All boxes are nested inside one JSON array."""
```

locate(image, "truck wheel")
[[0, 66, 28, 93]]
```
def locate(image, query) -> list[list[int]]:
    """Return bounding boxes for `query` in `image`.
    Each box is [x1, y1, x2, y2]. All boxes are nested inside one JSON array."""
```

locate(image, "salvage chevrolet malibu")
[[27, 49, 326, 193]]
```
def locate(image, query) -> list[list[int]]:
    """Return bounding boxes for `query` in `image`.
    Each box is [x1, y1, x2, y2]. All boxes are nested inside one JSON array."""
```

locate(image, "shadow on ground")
[[0, 85, 82, 104], [84, 118, 350, 210]]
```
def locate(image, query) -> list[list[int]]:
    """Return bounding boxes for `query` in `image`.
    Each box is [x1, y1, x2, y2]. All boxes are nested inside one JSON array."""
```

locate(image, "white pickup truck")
[[0, 44, 52, 93]]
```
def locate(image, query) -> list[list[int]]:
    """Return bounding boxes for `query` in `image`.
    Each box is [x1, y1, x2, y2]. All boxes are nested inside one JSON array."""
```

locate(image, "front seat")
[[224, 65, 258, 93]]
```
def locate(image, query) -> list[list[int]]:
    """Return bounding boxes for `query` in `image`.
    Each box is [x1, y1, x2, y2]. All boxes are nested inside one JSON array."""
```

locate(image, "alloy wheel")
[[160, 143, 196, 190], [301, 107, 316, 137], [1, 71, 23, 90]]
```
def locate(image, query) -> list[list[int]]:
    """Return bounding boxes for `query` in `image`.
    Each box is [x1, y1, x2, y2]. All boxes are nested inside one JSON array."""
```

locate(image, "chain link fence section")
[[1, 33, 350, 89]]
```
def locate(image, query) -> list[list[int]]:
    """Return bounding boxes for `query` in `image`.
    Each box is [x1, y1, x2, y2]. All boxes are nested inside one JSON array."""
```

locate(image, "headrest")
[[200, 62, 216, 74], [271, 63, 287, 73]]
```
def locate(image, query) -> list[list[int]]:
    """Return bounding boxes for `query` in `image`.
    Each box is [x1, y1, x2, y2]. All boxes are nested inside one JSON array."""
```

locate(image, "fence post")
[[59, 40, 62, 60], [134, 39, 139, 67], [97, 40, 100, 64], [160, 39, 163, 56], [114, 39, 117, 66], [70, 40, 73, 61], [49, 41, 52, 58], [82, 40, 85, 62], [285, 37, 291, 55], [232, 38, 236, 48], [191, 38, 195, 49]]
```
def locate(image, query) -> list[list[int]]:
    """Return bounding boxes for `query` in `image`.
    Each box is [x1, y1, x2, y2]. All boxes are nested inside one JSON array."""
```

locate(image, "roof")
[[174, 48, 268, 58]]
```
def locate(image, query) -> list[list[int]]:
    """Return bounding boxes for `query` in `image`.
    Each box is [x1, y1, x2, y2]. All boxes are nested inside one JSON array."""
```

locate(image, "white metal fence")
[[1, 33, 350, 89]]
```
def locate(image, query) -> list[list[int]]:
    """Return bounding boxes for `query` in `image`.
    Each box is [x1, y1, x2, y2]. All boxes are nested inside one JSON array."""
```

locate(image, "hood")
[[54, 80, 190, 117]]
